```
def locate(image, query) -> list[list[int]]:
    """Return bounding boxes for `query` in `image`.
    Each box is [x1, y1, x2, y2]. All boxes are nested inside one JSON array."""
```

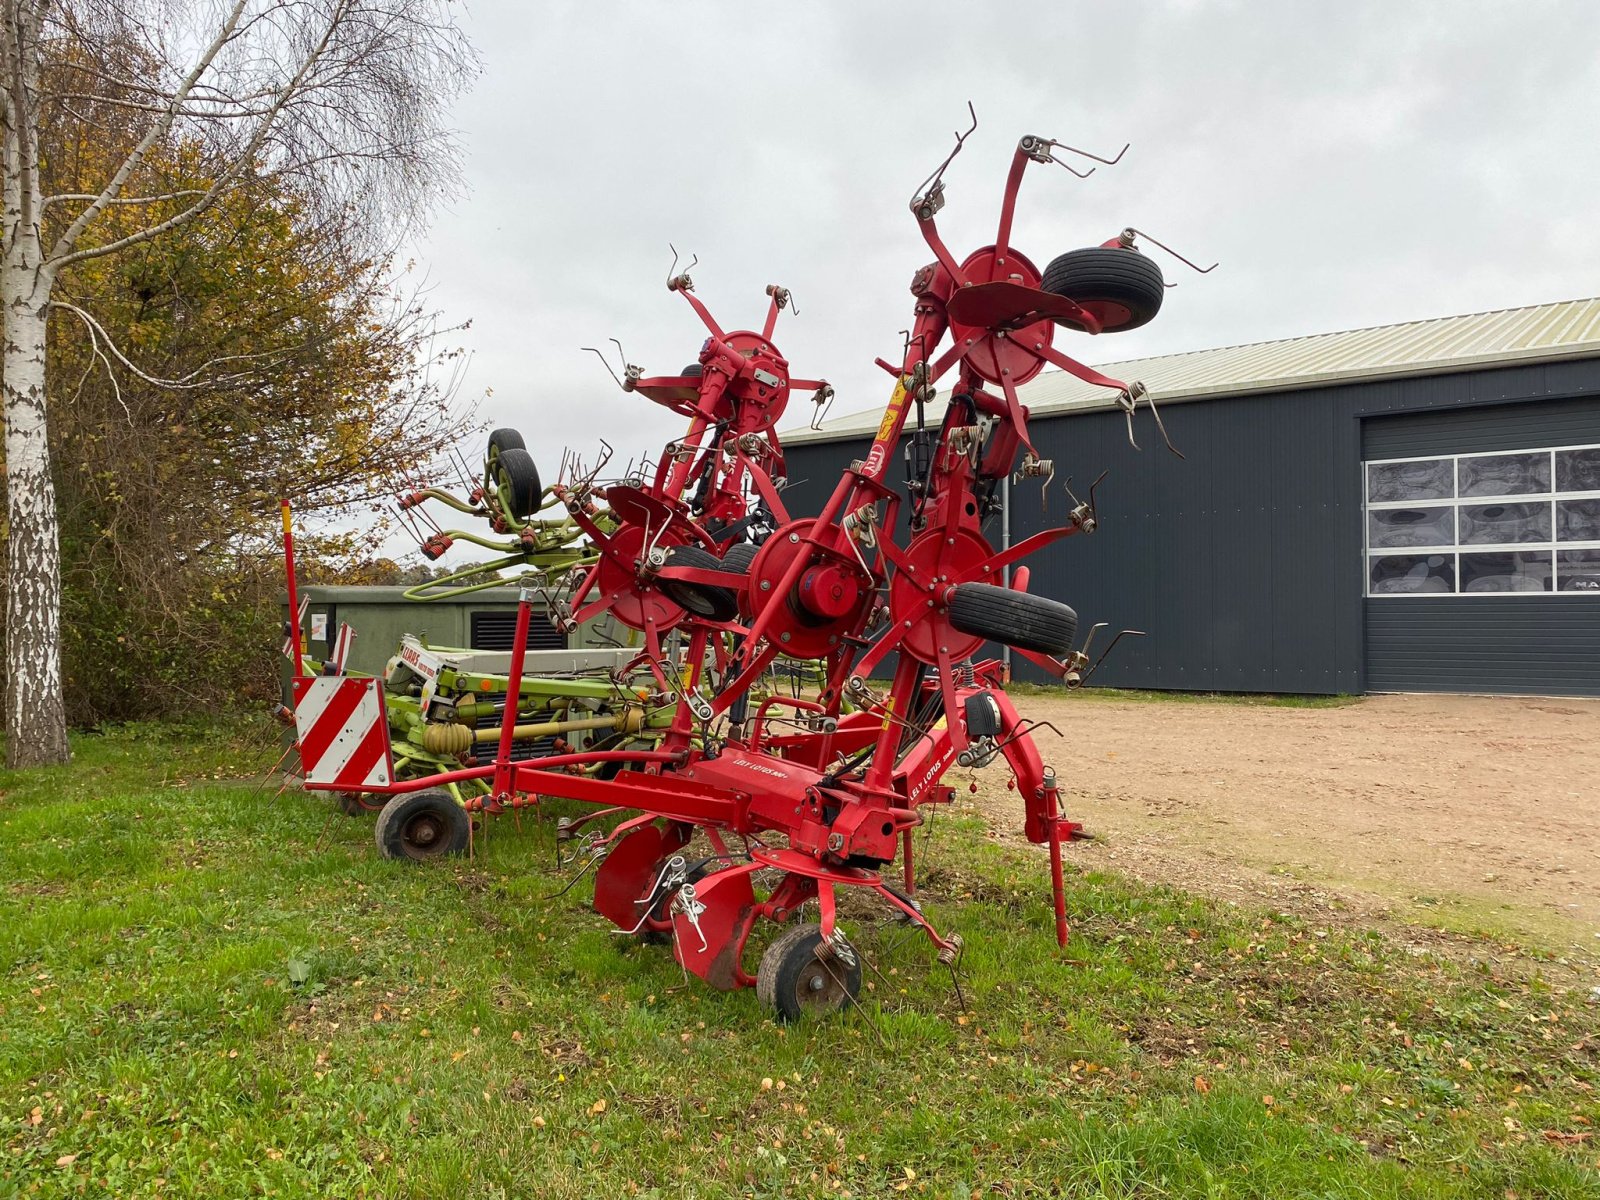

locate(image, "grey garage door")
[[1362, 397, 1600, 695]]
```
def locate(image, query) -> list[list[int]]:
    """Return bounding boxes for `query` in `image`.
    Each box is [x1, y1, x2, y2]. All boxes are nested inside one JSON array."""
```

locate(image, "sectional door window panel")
[[1364, 443, 1600, 595]]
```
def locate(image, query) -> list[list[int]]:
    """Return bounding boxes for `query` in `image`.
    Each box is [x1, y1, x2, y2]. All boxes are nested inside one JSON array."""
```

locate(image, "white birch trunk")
[[2, 0, 69, 766], [2, 234, 67, 766]]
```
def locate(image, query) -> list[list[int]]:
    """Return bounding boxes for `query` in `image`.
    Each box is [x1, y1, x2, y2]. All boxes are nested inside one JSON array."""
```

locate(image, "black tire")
[[660, 544, 740, 622], [483, 428, 526, 495], [374, 790, 470, 862], [757, 923, 861, 1022], [681, 364, 704, 377], [720, 543, 759, 574], [487, 428, 526, 455], [1040, 247, 1164, 333], [947, 583, 1077, 656], [490, 447, 543, 520]]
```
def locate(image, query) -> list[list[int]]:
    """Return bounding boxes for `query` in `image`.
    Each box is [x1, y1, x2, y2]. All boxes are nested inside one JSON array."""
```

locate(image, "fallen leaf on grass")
[[55, 1155, 77, 1167], [590, 1099, 607, 1115], [1194, 1076, 1211, 1094]]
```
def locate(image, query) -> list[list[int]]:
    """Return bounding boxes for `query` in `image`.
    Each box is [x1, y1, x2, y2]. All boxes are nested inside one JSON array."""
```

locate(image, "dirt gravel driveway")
[[974, 692, 1600, 946]]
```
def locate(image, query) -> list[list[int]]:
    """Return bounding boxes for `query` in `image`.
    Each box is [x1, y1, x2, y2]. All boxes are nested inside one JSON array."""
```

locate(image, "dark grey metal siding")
[[782, 357, 1600, 695], [1361, 392, 1600, 696], [1364, 599, 1600, 695], [1362, 393, 1600, 458]]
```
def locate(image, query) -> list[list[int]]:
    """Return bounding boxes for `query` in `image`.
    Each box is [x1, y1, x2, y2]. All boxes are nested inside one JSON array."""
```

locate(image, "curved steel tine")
[[909, 100, 978, 207], [666, 243, 699, 290], [581, 345, 624, 389], [1145, 390, 1185, 459], [1050, 139, 1129, 167], [1045, 152, 1095, 180], [1124, 226, 1218, 274]]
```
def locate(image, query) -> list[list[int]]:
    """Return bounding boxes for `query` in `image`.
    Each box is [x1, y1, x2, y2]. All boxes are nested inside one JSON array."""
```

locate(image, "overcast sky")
[[409, 0, 1600, 497]]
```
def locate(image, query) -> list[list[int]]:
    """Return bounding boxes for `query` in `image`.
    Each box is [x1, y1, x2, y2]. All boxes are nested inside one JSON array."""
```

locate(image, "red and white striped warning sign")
[[290, 677, 392, 789]]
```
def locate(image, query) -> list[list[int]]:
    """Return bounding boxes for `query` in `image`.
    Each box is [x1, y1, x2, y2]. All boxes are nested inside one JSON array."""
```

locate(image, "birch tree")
[[0, 0, 475, 766]]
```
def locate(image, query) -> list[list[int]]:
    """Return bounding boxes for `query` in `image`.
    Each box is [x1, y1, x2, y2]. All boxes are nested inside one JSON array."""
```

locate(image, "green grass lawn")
[[1, 723, 1596, 1199]]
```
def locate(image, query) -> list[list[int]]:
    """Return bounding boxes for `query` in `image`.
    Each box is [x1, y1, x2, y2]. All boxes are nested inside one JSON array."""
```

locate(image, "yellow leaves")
[[55, 1154, 77, 1167], [589, 1099, 607, 1115], [1194, 1075, 1211, 1094]]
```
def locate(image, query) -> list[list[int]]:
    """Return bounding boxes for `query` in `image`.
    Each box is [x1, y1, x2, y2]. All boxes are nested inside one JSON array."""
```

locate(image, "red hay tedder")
[[283, 113, 1203, 1020]]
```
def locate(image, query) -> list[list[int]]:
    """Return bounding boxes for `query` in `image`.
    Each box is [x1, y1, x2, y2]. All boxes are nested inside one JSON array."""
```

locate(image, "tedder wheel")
[[374, 790, 470, 862], [490, 447, 543, 520], [660, 544, 740, 623], [947, 583, 1078, 656], [483, 427, 526, 494], [486, 427, 526, 456], [756, 923, 862, 1022], [1040, 247, 1165, 333], [681, 363, 704, 376], [719, 542, 759, 574]]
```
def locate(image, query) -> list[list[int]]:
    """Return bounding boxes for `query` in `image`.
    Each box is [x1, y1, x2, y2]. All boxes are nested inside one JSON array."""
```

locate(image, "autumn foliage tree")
[[45, 139, 471, 722], [0, 1, 475, 764]]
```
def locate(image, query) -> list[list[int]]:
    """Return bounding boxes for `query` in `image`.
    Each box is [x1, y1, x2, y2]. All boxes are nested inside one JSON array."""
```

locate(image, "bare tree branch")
[[46, 0, 249, 264], [41, 187, 206, 209]]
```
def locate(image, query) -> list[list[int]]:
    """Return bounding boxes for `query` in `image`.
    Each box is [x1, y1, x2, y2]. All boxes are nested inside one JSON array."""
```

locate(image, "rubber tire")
[[1040, 247, 1164, 333], [681, 363, 704, 377], [484, 428, 526, 496], [491, 447, 543, 520], [374, 790, 470, 862], [487, 428, 526, 455], [947, 583, 1078, 656], [720, 543, 759, 574], [757, 923, 862, 1022], [660, 544, 740, 622]]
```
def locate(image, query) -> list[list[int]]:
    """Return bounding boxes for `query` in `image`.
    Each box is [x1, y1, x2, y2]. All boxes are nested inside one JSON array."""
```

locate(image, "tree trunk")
[[3, 233, 69, 767]]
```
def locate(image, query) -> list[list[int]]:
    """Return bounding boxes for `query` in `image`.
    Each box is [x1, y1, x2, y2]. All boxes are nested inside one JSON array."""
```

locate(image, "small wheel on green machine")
[[756, 923, 862, 1021], [374, 790, 470, 862]]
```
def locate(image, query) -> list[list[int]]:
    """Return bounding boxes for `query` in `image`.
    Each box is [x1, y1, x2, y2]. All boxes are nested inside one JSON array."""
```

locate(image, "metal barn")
[[779, 299, 1600, 696]]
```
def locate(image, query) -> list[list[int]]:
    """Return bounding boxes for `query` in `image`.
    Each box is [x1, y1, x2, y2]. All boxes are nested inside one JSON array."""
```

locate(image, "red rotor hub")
[[796, 562, 861, 622], [948, 246, 1052, 388], [594, 521, 690, 633], [747, 519, 873, 659], [706, 330, 790, 433]]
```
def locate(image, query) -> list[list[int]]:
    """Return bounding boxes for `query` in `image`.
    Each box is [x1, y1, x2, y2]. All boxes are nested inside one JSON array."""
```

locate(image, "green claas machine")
[[284, 429, 677, 844]]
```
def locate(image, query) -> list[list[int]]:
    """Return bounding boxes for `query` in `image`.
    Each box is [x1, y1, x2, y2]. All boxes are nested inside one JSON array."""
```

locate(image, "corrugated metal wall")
[[780, 358, 1600, 695]]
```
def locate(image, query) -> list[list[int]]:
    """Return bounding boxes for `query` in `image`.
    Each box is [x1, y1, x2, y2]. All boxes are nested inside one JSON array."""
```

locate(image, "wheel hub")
[[793, 955, 849, 1012]]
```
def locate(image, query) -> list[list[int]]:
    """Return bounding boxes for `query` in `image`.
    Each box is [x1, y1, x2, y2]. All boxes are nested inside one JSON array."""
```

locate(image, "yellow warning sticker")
[[875, 379, 909, 443]]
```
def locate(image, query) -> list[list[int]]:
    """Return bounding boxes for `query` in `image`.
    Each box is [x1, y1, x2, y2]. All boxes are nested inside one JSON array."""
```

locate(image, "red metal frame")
[[282, 126, 1170, 1003]]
